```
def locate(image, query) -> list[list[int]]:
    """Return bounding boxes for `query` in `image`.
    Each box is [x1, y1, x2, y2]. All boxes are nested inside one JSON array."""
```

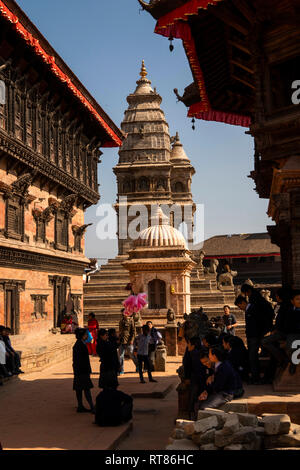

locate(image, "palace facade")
[[0, 0, 123, 335]]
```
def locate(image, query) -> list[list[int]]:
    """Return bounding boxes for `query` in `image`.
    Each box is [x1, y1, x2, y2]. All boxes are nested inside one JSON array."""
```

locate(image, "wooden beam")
[[228, 39, 251, 55], [212, 6, 250, 36], [232, 74, 255, 90], [230, 59, 254, 74], [231, 0, 256, 23]]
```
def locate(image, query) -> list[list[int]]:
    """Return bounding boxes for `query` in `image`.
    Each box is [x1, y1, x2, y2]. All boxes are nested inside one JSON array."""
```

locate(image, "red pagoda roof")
[[0, 0, 123, 147], [142, 0, 252, 127]]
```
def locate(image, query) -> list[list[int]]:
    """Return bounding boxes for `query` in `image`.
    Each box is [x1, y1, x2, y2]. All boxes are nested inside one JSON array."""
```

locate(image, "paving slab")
[[0, 357, 132, 450], [0, 354, 181, 451]]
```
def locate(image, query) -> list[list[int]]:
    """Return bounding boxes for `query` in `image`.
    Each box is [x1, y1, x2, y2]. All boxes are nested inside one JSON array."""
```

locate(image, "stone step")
[[89, 273, 130, 281]]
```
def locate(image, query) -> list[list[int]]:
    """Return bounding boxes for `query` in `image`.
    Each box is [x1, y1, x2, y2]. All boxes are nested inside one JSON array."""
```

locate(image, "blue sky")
[[17, 0, 272, 260]]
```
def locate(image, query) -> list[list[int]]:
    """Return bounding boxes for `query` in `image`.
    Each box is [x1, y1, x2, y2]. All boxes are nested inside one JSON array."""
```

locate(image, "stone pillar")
[[154, 341, 167, 372], [165, 324, 178, 356]]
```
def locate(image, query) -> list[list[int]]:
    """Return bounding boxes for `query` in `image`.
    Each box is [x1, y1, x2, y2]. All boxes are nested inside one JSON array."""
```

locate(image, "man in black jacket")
[[222, 334, 249, 381], [235, 294, 266, 384], [97, 329, 120, 389], [73, 328, 94, 413], [261, 288, 292, 380]]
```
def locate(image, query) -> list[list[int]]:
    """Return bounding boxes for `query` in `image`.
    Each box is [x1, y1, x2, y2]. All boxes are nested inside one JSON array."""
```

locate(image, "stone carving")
[[60, 193, 77, 214], [204, 258, 219, 274], [11, 172, 35, 197], [179, 308, 211, 341], [217, 265, 238, 289], [167, 308, 176, 324], [154, 340, 167, 372], [72, 223, 92, 236], [260, 289, 276, 307]]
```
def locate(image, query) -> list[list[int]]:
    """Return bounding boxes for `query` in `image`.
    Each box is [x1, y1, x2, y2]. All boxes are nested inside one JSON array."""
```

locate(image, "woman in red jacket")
[[86, 312, 99, 356]]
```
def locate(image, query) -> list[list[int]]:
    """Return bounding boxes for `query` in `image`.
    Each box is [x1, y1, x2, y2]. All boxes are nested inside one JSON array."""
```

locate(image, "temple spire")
[[140, 60, 148, 79]]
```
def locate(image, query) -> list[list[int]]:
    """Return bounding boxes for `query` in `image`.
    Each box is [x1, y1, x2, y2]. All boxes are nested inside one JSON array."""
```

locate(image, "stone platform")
[[0, 355, 133, 450], [220, 385, 300, 425], [11, 333, 75, 373], [0, 355, 181, 451]]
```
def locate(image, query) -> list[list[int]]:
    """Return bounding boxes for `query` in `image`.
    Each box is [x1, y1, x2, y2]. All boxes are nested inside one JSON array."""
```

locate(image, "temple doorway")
[[148, 279, 166, 309]]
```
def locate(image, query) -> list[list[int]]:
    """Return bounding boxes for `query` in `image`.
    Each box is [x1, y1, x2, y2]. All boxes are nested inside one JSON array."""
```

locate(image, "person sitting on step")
[[222, 334, 249, 382], [197, 346, 244, 410], [1, 327, 24, 375]]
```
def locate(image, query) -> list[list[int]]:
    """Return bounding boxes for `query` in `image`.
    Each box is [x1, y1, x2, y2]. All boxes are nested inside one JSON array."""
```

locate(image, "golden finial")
[[140, 60, 147, 79]]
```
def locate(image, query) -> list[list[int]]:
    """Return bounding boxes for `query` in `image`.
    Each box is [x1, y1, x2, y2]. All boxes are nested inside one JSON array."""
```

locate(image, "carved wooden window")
[[49, 125, 55, 162], [148, 279, 166, 309], [37, 112, 42, 154], [74, 233, 81, 252], [0, 81, 5, 129], [5, 196, 23, 240], [55, 210, 69, 250], [26, 103, 33, 148], [36, 218, 46, 243], [15, 94, 22, 140]]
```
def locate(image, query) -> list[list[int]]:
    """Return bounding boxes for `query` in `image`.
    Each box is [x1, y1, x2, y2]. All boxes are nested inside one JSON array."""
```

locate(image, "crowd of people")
[[0, 326, 24, 386], [180, 284, 300, 419], [72, 308, 162, 426]]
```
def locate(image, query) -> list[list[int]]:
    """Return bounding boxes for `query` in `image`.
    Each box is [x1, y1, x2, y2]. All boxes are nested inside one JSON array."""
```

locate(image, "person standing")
[[87, 313, 99, 356], [146, 321, 161, 372], [134, 325, 157, 384], [97, 329, 119, 389], [222, 305, 238, 336], [261, 287, 292, 381], [235, 294, 265, 384], [72, 328, 95, 413], [118, 309, 138, 374]]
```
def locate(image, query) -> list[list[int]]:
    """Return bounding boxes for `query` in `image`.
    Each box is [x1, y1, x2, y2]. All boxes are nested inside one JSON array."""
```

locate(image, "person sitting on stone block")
[[183, 337, 207, 420], [1, 327, 24, 375], [202, 332, 220, 349], [222, 334, 249, 382], [197, 346, 244, 411]]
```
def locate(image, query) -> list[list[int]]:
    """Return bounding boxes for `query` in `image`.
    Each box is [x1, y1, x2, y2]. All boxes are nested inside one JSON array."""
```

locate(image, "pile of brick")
[[166, 408, 300, 450]]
